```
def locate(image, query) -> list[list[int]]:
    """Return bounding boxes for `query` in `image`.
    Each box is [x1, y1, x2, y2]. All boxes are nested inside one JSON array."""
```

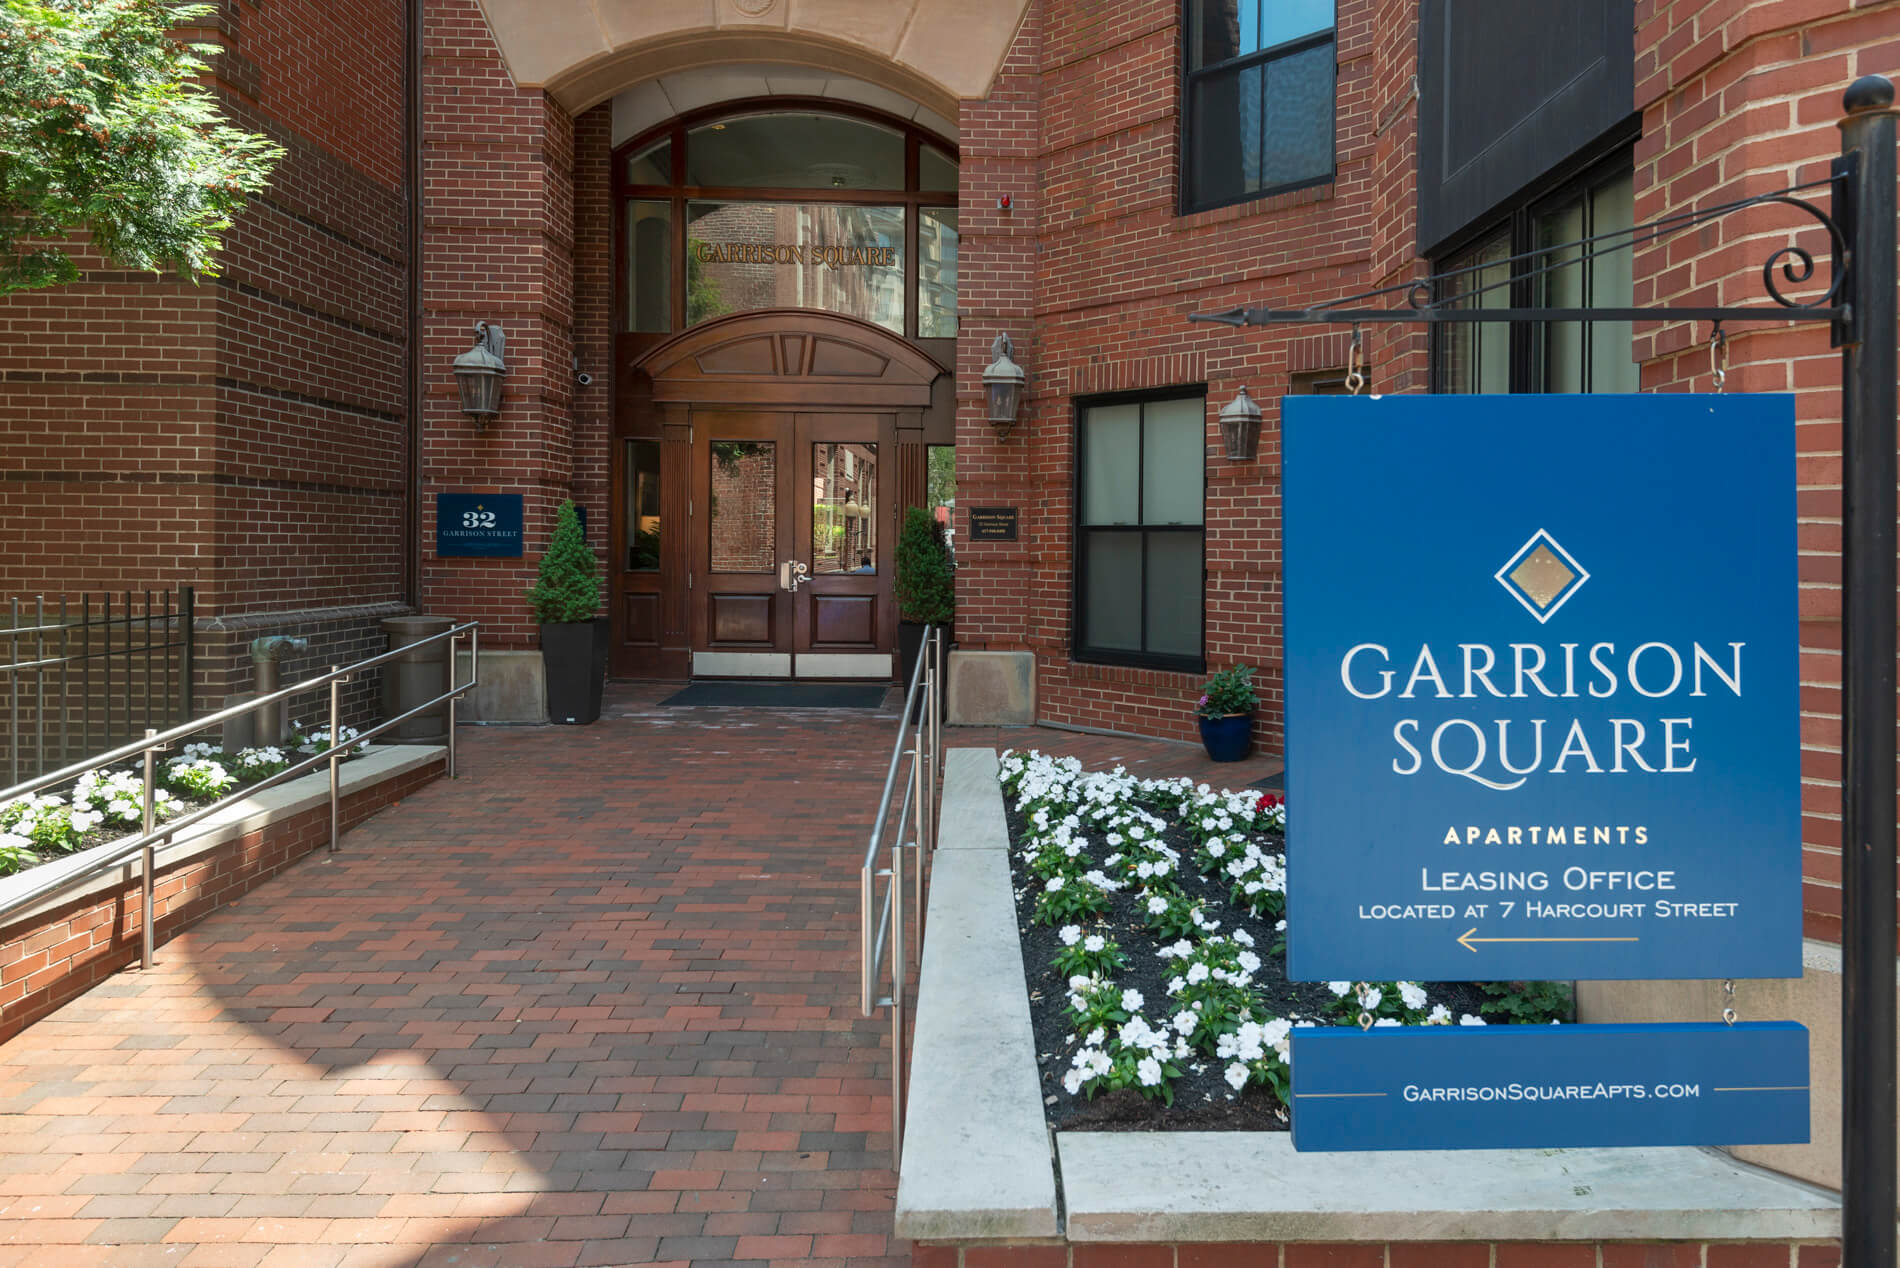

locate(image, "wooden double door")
[[689, 410, 896, 679]]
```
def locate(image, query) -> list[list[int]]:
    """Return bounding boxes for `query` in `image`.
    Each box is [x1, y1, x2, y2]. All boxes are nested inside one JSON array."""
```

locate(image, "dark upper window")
[[1436, 158, 1637, 395], [1073, 391, 1206, 672], [1182, 0, 1336, 213]]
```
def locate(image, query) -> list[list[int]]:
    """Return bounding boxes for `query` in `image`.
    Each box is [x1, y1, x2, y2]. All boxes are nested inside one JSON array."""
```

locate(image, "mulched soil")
[[1003, 791, 1496, 1133]]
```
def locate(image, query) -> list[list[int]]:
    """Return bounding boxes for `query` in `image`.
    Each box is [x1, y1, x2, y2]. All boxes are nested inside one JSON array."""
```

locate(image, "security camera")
[[575, 370, 593, 387]]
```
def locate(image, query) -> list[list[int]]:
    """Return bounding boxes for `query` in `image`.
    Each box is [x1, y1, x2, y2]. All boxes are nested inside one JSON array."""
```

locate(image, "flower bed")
[[0, 722, 368, 879], [999, 750, 1570, 1132]]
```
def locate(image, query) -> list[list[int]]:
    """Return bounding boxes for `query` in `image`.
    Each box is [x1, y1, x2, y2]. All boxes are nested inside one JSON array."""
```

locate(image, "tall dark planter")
[[542, 621, 605, 725], [1198, 713, 1253, 762]]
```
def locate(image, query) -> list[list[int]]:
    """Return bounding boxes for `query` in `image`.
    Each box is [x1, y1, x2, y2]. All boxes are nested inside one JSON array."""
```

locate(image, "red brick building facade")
[[1, 1, 1894, 988]]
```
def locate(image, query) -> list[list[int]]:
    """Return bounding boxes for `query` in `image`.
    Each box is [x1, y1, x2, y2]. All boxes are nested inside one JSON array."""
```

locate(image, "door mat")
[[1247, 769, 1285, 791], [660, 682, 892, 709]]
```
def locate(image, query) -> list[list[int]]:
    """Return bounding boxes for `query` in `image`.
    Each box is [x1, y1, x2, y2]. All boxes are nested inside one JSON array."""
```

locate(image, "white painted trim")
[[794, 653, 893, 679], [693, 652, 792, 677]]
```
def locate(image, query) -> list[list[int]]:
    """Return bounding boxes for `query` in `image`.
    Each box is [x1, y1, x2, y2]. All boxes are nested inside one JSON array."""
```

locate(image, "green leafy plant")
[[1479, 979, 1575, 1024], [526, 500, 601, 625], [894, 506, 954, 626], [1195, 665, 1257, 719], [1, 0, 284, 292]]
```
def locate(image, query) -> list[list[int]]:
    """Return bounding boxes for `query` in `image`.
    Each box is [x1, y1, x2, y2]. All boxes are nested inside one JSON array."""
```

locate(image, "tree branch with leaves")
[[0, 0, 283, 292]]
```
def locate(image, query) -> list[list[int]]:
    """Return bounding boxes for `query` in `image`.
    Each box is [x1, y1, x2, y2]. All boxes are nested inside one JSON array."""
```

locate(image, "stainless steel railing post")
[[891, 756, 907, 1161], [140, 729, 157, 969], [327, 668, 341, 853], [446, 632, 459, 780]]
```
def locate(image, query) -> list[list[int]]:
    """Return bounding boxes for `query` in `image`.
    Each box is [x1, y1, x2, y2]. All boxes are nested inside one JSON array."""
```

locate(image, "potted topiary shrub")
[[1195, 664, 1257, 761], [527, 499, 606, 725], [894, 506, 954, 693]]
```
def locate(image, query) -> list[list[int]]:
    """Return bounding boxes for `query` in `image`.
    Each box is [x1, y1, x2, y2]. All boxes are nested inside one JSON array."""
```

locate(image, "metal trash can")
[[380, 616, 455, 742]]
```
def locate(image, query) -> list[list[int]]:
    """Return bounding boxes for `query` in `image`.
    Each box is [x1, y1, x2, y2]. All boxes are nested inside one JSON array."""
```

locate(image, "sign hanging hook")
[[1710, 323, 1729, 393], [1722, 978, 1737, 1026], [1346, 325, 1366, 395]]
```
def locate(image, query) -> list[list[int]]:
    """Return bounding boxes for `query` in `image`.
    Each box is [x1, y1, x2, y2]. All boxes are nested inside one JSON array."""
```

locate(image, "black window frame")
[[1431, 145, 1639, 394], [1179, 2, 1338, 216], [1071, 386, 1209, 674]]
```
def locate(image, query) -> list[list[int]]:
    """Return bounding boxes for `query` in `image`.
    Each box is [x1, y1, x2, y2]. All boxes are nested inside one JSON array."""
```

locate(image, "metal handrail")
[[0, 620, 481, 971], [860, 623, 944, 1163]]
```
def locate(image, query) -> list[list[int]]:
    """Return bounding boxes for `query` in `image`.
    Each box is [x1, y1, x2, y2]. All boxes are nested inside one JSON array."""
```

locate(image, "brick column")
[[420, 0, 579, 647]]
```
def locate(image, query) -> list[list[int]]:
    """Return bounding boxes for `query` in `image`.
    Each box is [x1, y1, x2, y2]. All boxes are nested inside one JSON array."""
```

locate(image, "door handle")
[[778, 560, 810, 592]]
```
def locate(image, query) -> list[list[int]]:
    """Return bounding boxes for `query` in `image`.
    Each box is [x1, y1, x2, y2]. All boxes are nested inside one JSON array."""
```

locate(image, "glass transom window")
[[618, 108, 957, 340]]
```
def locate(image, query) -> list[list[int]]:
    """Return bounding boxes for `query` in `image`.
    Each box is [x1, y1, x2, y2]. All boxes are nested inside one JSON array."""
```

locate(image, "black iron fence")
[[1, 589, 195, 785]]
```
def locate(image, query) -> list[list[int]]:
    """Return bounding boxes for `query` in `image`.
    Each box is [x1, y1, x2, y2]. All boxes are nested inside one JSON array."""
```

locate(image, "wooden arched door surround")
[[611, 310, 946, 680]]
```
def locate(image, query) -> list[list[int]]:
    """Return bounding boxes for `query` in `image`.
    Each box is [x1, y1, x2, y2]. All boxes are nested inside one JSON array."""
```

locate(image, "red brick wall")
[[915, 1241, 1840, 1267], [1628, 0, 1900, 943], [418, 0, 587, 646], [0, 0, 414, 715], [954, 0, 1426, 752], [0, 755, 443, 1042]]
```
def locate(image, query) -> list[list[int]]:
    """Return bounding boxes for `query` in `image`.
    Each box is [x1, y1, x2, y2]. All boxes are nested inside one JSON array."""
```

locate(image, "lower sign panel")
[[1291, 1021, 1808, 1152]]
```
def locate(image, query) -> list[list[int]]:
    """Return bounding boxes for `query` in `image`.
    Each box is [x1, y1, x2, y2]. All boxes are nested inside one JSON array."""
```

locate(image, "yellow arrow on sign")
[[1457, 927, 1640, 952]]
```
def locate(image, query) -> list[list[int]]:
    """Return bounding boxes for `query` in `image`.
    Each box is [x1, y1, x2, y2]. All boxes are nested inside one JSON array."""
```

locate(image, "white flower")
[[1086, 1027, 1105, 1046], [1459, 1014, 1487, 1027], [1083, 934, 1106, 953], [1398, 982, 1428, 1011], [1059, 925, 1082, 946], [1231, 929, 1254, 947], [1426, 1004, 1452, 1025], [1136, 1057, 1163, 1087], [1063, 1068, 1085, 1095], [1373, 1017, 1401, 1028], [1171, 1012, 1196, 1035], [1236, 951, 1261, 974], [1185, 963, 1210, 985], [1327, 981, 1352, 997], [1121, 989, 1144, 1012], [1146, 896, 1168, 915], [1045, 877, 1066, 892], [1357, 986, 1383, 1011], [1224, 1062, 1250, 1091]]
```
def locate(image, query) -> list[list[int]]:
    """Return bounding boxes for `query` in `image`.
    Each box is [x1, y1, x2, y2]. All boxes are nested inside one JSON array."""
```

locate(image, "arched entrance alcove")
[[471, 1, 1031, 117], [615, 311, 947, 680], [597, 80, 961, 682]]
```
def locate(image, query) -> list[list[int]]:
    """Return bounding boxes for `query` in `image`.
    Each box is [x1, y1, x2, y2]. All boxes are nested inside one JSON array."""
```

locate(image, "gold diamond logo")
[[1496, 530, 1589, 623], [1509, 546, 1575, 609]]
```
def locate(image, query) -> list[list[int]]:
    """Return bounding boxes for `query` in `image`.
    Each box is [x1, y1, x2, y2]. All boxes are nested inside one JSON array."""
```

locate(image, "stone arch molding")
[[474, 0, 1032, 118]]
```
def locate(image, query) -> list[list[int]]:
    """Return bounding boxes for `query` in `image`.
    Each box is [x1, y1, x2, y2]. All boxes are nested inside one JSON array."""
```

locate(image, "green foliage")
[[527, 500, 602, 625], [1479, 979, 1575, 1024], [1, 0, 284, 292], [894, 506, 954, 625], [1195, 664, 1257, 718], [685, 238, 728, 324]]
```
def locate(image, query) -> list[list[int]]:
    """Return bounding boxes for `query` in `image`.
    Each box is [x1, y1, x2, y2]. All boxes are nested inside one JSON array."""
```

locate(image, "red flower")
[[1256, 791, 1284, 812]]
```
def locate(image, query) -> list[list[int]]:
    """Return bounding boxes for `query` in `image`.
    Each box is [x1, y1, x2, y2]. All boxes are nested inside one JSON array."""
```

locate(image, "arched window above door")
[[617, 105, 958, 342]]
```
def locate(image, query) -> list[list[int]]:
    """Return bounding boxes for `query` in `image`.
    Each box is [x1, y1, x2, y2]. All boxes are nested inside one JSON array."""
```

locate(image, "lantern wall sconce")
[[983, 332, 1027, 438], [1218, 384, 1263, 461], [453, 322, 506, 424]]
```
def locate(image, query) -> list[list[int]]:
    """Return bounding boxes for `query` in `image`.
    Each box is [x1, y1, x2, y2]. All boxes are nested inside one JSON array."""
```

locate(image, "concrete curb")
[[895, 747, 1062, 1241], [1059, 1133, 1840, 1242]]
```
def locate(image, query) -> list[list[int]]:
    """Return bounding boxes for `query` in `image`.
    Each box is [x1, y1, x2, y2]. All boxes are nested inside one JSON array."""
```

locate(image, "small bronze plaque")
[[968, 506, 1019, 541]]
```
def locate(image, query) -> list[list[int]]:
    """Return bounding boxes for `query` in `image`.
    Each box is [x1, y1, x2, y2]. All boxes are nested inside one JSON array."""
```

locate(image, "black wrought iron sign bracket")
[[1188, 163, 1857, 346]]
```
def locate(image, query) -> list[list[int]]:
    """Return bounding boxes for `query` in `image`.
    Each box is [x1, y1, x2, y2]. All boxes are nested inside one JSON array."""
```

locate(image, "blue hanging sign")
[[1282, 394, 1800, 982], [436, 493, 524, 558], [1290, 1020, 1810, 1152]]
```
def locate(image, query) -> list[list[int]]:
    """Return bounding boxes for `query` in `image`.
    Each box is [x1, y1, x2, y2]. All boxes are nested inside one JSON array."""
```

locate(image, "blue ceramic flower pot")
[[1198, 713, 1253, 762]]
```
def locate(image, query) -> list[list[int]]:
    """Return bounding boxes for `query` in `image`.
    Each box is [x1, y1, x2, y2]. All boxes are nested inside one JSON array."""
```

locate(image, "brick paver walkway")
[[0, 685, 1279, 1266]]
